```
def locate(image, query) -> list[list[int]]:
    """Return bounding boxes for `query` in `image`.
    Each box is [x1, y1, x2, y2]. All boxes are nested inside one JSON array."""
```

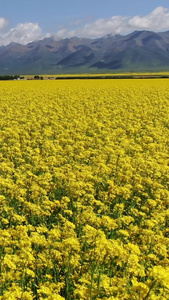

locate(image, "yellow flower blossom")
[[0, 78, 169, 299]]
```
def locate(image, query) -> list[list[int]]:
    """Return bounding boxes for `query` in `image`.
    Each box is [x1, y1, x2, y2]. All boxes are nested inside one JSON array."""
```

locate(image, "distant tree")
[[34, 75, 43, 80], [0, 75, 20, 80]]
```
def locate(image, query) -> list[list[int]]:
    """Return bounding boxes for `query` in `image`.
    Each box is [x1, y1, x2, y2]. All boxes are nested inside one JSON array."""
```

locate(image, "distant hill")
[[1, 30, 169, 74]]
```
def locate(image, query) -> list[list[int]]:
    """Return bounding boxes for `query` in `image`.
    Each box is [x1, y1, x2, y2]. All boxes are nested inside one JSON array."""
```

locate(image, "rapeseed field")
[[0, 79, 169, 300]]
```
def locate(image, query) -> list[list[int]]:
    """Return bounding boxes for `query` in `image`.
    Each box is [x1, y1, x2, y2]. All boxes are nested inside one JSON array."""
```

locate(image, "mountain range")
[[1, 30, 169, 74]]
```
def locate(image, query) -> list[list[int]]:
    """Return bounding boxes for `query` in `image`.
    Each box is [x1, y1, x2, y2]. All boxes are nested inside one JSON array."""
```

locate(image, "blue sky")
[[0, 0, 169, 45]]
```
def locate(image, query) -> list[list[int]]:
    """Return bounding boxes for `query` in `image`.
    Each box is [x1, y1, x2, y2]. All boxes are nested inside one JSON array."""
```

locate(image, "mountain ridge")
[[1, 30, 169, 74]]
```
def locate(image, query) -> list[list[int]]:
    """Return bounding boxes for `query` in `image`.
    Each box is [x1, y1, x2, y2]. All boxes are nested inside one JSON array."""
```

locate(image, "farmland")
[[0, 79, 169, 299]]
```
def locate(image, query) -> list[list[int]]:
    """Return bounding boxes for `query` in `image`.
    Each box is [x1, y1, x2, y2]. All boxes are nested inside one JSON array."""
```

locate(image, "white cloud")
[[0, 21, 43, 46], [54, 6, 169, 40], [54, 15, 129, 40], [0, 17, 9, 32], [1, 7, 169, 45], [128, 6, 169, 31], [70, 16, 128, 37], [54, 28, 68, 40]]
